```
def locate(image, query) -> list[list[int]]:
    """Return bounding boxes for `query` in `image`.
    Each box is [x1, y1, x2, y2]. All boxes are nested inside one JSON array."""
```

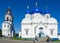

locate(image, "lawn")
[[53, 40, 60, 42]]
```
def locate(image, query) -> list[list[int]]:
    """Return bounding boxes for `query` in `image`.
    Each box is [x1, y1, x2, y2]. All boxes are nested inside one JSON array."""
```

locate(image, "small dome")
[[6, 7, 12, 15], [26, 10, 30, 14], [35, 8, 42, 13], [44, 10, 50, 14], [47, 17, 58, 23], [25, 6, 30, 14], [21, 18, 31, 24]]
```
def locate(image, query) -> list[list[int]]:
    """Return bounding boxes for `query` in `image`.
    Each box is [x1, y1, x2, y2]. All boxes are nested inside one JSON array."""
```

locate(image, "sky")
[[0, 0, 60, 33]]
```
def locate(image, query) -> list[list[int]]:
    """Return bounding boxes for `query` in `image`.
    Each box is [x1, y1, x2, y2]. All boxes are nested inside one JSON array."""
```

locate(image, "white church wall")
[[2, 29, 12, 37], [2, 23, 12, 30], [44, 14, 50, 19], [32, 13, 44, 18], [21, 24, 35, 38], [58, 35, 60, 40], [20, 12, 58, 39], [21, 18, 31, 23], [19, 31, 21, 38], [45, 24, 58, 38]]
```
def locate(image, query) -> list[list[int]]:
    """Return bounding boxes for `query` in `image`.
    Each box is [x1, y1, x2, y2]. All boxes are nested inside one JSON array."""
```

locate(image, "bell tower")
[[5, 7, 13, 22]]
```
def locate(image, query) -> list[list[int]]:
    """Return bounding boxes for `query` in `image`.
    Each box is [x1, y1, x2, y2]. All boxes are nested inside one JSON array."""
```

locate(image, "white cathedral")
[[2, 7, 15, 37], [19, 3, 60, 40], [1, 2, 60, 40]]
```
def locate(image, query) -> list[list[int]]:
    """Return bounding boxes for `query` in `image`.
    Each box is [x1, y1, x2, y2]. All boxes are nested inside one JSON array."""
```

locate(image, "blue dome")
[[30, 8, 42, 14], [26, 10, 30, 14], [44, 10, 50, 14]]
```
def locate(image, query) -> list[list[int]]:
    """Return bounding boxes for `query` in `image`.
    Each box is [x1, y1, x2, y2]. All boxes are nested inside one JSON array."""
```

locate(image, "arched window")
[[8, 34, 9, 36], [47, 15, 49, 18], [25, 29, 29, 35], [7, 17, 9, 21], [26, 29, 28, 35], [8, 25, 9, 27], [39, 27, 43, 30], [50, 29, 53, 35]]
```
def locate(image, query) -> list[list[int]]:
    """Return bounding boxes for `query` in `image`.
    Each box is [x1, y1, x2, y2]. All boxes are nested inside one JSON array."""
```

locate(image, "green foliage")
[[12, 33, 32, 40], [0, 29, 2, 37], [53, 40, 60, 42], [12, 34, 22, 40], [12, 37, 22, 40], [13, 34, 16, 38], [22, 38, 33, 41]]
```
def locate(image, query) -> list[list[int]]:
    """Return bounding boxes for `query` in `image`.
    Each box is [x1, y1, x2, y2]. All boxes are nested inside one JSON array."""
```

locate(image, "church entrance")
[[39, 32, 44, 38], [38, 27, 45, 38], [38, 32, 47, 41], [36, 25, 47, 41]]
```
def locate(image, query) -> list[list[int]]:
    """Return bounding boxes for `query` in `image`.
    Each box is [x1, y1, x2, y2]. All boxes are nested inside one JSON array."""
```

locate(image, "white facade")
[[2, 8, 15, 37], [19, 12, 59, 40]]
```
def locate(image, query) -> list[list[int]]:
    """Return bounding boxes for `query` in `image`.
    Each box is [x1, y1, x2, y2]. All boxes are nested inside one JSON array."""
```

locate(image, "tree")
[[0, 29, 2, 37]]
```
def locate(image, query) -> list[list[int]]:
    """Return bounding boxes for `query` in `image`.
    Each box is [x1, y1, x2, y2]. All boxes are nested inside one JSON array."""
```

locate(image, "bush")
[[12, 34, 22, 40]]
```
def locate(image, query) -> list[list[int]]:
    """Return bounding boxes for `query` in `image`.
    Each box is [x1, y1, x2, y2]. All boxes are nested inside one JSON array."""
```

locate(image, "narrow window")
[[7, 17, 9, 21], [8, 34, 9, 36], [50, 29, 53, 35], [26, 29, 28, 35], [47, 16, 49, 18], [8, 25, 9, 27]]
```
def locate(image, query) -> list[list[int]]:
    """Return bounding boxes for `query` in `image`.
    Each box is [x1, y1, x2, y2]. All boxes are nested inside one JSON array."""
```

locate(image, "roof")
[[3, 21, 12, 25], [25, 8, 42, 14], [44, 10, 50, 14], [5, 7, 12, 15]]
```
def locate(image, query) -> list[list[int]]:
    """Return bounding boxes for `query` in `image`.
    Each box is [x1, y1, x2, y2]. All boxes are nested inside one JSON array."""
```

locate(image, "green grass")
[[12, 37, 33, 40], [22, 38, 33, 41], [53, 40, 60, 42], [12, 36, 22, 40], [12, 38, 22, 40]]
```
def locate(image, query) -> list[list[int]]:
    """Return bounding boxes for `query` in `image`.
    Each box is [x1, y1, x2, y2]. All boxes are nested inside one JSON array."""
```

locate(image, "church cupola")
[[26, 5, 30, 14], [6, 7, 12, 15], [44, 5, 50, 14], [35, 2, 39, 12], [5, 7, 13, 22], [44, 5, 50, 18], [30, 2, 42, 14], [34, 2, 42, 13]]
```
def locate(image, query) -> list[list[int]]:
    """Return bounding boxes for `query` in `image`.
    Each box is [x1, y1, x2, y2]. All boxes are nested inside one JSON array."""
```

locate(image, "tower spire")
[[44, 5, 50, 14], [26, 5, 30, 14], [7, 6, 11, 11], [7, 7, 10, 11], [36, 2, 38, 8], [46, 5, 48, 10], [27, 5, 29, 10], [35, 2, 38, 11], [8, 6, 10, 9]]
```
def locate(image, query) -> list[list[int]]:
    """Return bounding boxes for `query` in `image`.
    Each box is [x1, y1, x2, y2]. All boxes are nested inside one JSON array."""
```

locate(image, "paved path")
[[0, 39, 60, 43]]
